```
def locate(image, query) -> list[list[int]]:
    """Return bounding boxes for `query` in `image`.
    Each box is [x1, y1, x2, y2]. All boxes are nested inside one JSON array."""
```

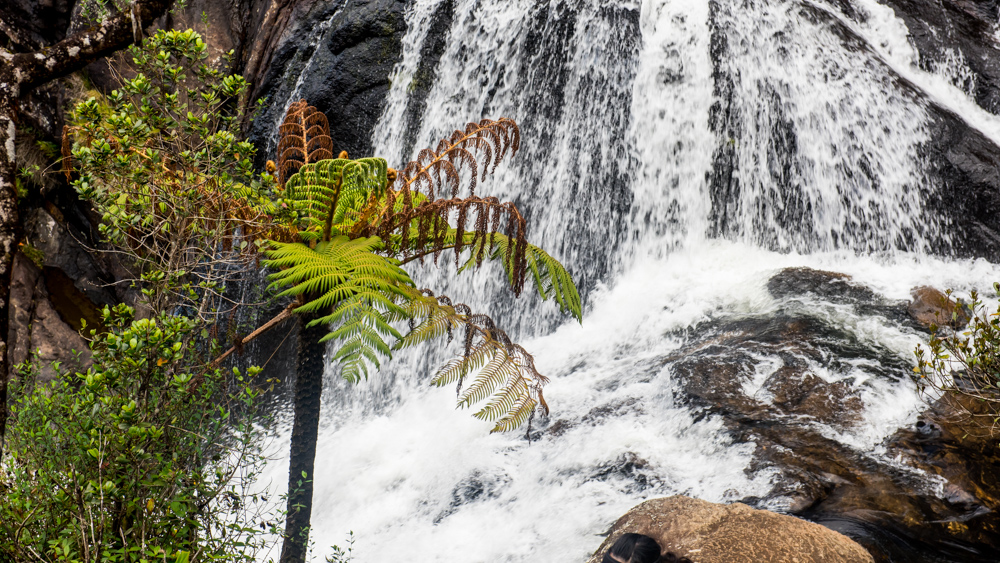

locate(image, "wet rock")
[[434, 470, 511, 523], [23, 208, 115, 311], [666, 313, 887, 427], [767, 267, 927, 329], [767, 267, 879, 305], [923, 111, 1000, 261], [907, 286, 970, 330], [587, 496, 874, 563], [657, 269, 1000, 560], [879, 0, 1000, 115], [761, 391, 1000, 562], [248, 0, 409, 162], [590, 452, 662, 494]]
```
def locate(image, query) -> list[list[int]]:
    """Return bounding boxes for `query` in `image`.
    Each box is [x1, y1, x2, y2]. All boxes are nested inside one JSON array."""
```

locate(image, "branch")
[[397, 243, 459, 265], [9, 0, 175, 91], [208, 302, 296, 368]]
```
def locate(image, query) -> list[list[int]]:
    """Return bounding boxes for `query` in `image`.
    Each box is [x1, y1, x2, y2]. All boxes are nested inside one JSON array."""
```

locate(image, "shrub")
[[915, 283, 1000, 425], [0, 305, 279, 562]]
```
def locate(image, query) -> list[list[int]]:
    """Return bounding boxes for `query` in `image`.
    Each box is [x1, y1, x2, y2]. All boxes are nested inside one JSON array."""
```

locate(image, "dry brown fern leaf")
[[396, 288, 549, 436], [396, 118, 520, 201], [347, 118, 529, 293], [277, 100, 334, 185], [61, 125, 74, 182]]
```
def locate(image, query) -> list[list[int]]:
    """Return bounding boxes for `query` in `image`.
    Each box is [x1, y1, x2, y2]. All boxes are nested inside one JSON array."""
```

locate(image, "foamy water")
[[257, 0, 1000, 560]]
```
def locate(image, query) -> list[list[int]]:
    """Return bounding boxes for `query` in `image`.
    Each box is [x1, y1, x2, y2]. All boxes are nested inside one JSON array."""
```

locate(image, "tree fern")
[[265, 101, 572, 432]]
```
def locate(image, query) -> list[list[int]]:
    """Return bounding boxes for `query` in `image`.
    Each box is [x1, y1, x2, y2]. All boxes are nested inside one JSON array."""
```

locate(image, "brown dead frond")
[[61, 125, 74, 182], [396, 118, 520, 201], [344, 118, 528, 293], [277, 100, 334, 185]]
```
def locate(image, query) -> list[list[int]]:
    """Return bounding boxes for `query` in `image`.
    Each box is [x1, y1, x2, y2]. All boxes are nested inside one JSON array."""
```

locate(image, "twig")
[[208, 302, 296, 368]]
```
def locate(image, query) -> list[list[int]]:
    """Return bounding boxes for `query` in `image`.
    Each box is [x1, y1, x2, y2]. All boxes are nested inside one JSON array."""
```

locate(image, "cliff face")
[[245, 0, 409, 162], [879, 0, 1000, 259]]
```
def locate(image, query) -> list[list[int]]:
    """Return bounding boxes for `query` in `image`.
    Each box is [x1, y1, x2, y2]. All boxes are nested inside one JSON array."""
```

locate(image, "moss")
[[19, 243, 45, 269]]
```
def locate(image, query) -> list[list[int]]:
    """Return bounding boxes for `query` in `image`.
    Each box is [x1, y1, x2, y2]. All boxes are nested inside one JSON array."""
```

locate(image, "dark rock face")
[[23, 208, 115, 311], [923, 112, 1000, 260], [0, 0, 75, 50], [767, 267, 881, 306], [7, 254, 92, 382], [880, 0, 1000, 115], [247, 0, 410, 162], [884, 0, 1000, 259]]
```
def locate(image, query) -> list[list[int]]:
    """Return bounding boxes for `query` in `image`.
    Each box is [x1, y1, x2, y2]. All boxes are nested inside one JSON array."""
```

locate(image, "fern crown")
[[264, 101, 581, 432]]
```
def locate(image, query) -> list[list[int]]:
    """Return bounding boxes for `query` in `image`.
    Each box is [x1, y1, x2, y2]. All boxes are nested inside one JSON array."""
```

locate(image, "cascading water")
[[260, 0, 1000, 561]]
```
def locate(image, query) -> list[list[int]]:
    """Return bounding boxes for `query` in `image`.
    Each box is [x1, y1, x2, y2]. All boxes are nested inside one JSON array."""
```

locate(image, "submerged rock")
[[767, 267, 880, 305], [587, 496, 874, 563]]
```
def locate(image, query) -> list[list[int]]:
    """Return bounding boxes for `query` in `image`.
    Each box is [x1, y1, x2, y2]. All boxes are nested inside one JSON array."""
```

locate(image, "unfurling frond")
[[282, 157, 389, 241], [394, 288, 549, 434], [277, 100, 334, 185]]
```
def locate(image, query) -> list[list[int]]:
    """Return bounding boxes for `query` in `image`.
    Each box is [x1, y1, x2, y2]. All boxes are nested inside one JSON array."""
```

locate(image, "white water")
[[260, 0, 1000, 560]]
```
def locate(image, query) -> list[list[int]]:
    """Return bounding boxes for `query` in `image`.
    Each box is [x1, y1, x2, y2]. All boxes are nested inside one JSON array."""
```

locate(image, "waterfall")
[[260, 0, 1000, 560]]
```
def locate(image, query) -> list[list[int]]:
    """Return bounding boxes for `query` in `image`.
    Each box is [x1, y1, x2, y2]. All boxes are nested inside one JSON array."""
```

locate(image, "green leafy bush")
[[70, 28, 280, 318], [916, 283, 1000, 424], [0, 305, 278, 562]]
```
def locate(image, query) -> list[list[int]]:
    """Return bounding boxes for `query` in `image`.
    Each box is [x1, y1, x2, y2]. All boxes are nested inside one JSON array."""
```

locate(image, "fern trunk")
[[280, 317, 327, 563]]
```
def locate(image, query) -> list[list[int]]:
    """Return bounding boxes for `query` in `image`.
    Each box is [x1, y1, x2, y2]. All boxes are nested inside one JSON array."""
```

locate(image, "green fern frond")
[[489, 234, 582, 321], [451, 231, 582, 321], [282, 158, 390, 241], [264, 235, 412, 381]]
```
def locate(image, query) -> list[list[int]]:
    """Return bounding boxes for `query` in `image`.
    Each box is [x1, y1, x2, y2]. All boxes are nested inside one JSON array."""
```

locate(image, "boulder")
[[907, 286, 970, 329], [588, 496, 874, 563], [766, 267, 879, 306]]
